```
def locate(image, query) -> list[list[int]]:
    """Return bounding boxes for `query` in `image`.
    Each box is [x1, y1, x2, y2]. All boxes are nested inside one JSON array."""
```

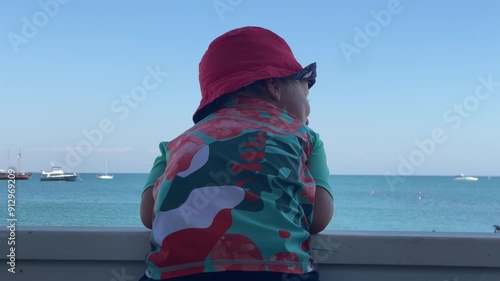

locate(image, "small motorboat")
[[454, 174, 478, 182], [41, 162, 78, 181]]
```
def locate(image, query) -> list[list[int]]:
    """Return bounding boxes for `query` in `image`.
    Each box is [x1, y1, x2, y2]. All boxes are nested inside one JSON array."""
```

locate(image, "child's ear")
[[264, 79, 281, 101]]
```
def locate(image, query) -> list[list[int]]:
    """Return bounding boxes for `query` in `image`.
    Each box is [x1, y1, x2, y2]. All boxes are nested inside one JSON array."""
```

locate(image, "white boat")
[[41, 162, 78, 181], [454, 174, 478, 182], [96, 160, 114, 180]]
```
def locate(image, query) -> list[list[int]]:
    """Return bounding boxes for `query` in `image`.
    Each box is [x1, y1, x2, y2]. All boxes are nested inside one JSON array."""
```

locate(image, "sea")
[[1, 174, 499, 233]]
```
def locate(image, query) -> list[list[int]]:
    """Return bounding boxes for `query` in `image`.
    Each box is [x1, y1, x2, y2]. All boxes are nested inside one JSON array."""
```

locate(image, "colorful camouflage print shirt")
[[142, 96, 333, 280]]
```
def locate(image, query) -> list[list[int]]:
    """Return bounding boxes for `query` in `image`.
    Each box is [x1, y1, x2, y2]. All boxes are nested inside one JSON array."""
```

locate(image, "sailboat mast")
[[18, 149, 22, 173], [7, 150, 10, 171]]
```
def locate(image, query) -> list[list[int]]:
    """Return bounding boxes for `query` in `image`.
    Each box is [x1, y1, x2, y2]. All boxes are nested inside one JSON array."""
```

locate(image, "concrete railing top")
[[1, 227, 499, 268]]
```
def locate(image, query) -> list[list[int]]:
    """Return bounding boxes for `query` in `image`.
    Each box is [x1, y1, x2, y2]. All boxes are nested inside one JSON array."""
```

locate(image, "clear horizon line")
[[14, 172, 500, 177]]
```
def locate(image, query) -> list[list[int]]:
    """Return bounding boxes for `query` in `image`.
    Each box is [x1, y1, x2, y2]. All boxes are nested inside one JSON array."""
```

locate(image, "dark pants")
[[139, 271, 320, 281]]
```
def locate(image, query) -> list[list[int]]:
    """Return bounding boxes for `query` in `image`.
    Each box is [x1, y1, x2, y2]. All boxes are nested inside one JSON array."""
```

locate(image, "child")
[[140, 26, 334, 281]]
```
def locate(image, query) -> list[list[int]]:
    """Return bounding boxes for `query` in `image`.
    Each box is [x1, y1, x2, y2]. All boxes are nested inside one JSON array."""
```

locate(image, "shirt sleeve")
[[307, 131, 333, 199], [142, 141, 169, 195]]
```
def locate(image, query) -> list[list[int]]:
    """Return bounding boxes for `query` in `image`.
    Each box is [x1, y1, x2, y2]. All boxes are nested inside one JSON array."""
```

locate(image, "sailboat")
[[96, 160, 114, 180], [0, 149, 32, 180]]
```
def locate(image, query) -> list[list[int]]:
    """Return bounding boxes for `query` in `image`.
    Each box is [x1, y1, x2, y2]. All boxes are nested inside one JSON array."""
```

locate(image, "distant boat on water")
[[41, 162, 78, 181], [454, 174, 478, 182], [0, 149, 32, 180], [96, 160, 114, 180], [0, 170, 31, 180]]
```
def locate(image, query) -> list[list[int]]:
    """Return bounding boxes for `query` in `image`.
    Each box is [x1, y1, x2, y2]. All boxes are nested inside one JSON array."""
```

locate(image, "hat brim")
[[283, 62, 316, 88]]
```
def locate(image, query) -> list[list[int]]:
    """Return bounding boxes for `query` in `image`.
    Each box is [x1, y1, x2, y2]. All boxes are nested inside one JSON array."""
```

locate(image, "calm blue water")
[[1, 174, 499, 233]]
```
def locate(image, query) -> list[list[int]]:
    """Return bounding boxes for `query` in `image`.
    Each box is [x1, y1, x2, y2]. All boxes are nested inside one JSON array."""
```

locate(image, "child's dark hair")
[[211, 79, 267, 113], [206, 78, 299, 120]]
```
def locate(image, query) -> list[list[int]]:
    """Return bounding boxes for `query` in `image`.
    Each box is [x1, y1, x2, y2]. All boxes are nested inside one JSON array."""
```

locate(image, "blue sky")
[[1, 0, 499, 176]]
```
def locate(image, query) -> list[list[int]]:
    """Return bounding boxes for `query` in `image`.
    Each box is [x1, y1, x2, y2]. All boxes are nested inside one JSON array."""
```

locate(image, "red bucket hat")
[[193, 26, 316, 123]]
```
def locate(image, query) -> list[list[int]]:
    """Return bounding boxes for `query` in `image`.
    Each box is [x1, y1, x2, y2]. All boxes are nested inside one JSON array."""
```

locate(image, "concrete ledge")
[[1, 227, 499, 281], [311, 230, 500, 267]]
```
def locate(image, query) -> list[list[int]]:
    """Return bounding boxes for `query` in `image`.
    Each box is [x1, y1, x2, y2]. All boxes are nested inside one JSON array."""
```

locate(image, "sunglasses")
[[283, 62, 317, 88]]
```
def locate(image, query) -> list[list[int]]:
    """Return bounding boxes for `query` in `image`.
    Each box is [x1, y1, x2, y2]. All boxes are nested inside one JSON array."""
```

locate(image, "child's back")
[[140, 26, 334, 281]]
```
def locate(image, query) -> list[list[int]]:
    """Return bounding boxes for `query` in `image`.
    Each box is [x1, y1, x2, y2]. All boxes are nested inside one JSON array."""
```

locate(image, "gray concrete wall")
[[1, 227, 499, 281]]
